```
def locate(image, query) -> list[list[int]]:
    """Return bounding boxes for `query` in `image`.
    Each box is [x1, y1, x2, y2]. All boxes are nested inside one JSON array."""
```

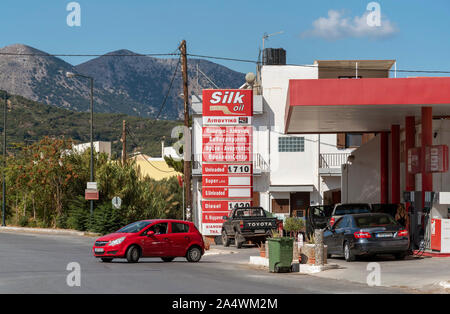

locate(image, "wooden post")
[[179, 40, 192, 220]]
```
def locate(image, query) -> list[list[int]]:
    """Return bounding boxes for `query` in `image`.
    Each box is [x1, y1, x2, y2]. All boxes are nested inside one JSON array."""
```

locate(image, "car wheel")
[[222, 230, 231, 247], [126, 245, 140, 263], [161, 257, 175, 262], [344, 242, 355, 262], [394, 252, 407, 260], [186, 246, 202, 263], [236, 233, 245, 249], [101, 258, 113, 263]]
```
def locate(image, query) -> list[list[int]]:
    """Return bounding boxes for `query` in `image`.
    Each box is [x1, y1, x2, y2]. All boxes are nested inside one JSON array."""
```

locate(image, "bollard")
[[314, 229, 324, 266]]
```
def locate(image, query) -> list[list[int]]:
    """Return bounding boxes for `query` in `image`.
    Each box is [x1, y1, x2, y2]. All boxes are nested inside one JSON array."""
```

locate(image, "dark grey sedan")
[[323, 213, 410, 262]]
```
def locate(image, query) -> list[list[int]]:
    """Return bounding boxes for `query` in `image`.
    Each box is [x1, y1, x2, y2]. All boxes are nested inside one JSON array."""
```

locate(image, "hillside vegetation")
[[0, 91, 180, 157]]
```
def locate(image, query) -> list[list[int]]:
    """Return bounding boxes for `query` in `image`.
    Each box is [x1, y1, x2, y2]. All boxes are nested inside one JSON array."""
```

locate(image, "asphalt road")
[[0, 232, 411, 294]]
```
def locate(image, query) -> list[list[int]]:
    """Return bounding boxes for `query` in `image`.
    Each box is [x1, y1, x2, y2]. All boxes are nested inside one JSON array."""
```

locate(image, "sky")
[[0, 0, 450, 77]]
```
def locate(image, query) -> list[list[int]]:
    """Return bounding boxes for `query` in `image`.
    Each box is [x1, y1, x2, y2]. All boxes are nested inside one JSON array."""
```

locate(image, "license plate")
[[94, 248, 105, 253], [254, 229, 265, 233], [376, 233, 393, 238]]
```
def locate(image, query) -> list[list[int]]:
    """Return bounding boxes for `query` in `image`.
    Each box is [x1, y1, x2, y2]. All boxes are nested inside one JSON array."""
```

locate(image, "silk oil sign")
[[202, 89, 253, 125]]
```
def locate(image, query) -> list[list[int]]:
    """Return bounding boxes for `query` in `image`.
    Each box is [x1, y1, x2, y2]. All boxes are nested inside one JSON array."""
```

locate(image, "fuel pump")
[[404, 191, 435, 251]]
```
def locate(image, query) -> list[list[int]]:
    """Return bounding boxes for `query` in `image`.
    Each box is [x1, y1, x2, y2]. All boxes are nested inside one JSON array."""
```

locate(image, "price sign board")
[[203, 175, 252, 187], [202, 163, 252, 175], [202, 187, 252, 199], [201, 89, 254, 236], [202, 200, 252, 212]]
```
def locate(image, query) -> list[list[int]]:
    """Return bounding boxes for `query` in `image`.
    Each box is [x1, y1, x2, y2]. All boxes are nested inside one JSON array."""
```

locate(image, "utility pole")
[[121, 120, 127, 165], [179, 40, 192, 221], [2, 91, 6, 226]]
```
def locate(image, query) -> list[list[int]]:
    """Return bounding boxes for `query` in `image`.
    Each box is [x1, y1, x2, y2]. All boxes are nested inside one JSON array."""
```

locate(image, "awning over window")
[[269, 185, 314, 192]]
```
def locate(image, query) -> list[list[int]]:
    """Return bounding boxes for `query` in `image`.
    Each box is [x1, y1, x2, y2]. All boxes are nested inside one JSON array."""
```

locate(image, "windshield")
[[234, 208, 264, 218], [116, 221, 152, 233], [355, 214, 398, 228], [311, 206, 333, 217], [335, 204, 370, 215]]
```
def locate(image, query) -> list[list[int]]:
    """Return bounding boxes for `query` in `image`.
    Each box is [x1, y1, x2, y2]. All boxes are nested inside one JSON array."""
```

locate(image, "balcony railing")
[[319, 153, 351, 168], [192, 153, 269, 175]]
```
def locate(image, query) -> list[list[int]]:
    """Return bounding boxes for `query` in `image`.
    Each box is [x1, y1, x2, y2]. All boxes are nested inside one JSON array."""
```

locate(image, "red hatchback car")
[[92, 219, 205, 263]]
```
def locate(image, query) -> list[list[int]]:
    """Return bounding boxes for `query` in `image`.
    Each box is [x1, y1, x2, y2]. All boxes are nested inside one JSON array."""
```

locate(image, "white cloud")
[[302, 10, 398, 40]]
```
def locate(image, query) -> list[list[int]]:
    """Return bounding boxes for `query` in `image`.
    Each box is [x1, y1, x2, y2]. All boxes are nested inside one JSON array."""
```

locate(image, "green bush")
[[284, 217, 305, 235], [66, 197, 90, 231], [90, 202, 125, 235], [18, 215, 29, 227]]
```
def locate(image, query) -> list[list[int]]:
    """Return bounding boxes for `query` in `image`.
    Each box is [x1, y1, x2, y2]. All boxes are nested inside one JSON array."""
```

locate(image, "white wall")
[[342, 135, 381, 203], [260, 65, 319, 189], [72, 141, 111, 157]]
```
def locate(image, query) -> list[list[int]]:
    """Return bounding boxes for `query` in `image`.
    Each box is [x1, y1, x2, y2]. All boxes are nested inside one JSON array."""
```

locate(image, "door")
[[332, 190, 341, 204], [166, 222, 191, 256], [252, 192, 260, 207], [141, 222, 169, 257], [328, 217, 346, 254], [290, 192, 310, 218]]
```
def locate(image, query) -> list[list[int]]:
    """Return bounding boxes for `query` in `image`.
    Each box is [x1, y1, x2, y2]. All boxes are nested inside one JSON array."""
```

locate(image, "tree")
[[284, 217, 305, 238]]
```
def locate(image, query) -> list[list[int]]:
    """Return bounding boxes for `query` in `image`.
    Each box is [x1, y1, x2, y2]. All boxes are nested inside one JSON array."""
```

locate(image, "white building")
[[72, 141, 112, 157], [190, 59, 388, 226]]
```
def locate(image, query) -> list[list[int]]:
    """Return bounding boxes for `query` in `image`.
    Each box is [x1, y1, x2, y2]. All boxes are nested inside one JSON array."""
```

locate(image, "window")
[[345, 133, 363, 148], [234, 208, 264, 218], [355, 214, 398, 228], [334, 204, 371, 215], [333, 217, 346, 229], [171, 222, 190, 233], [278, 137, 304, 152], [144, 223, 168, 235], [117, 221, 152, 233]]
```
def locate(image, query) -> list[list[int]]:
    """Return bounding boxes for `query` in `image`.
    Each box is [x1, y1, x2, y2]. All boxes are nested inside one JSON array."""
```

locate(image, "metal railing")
[[319, 153, 351, 168], [192, 153, 269, 173]]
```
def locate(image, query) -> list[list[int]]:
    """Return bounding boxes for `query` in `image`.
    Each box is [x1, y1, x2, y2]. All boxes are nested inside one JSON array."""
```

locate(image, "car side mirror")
[[146, 231, 155, 237]]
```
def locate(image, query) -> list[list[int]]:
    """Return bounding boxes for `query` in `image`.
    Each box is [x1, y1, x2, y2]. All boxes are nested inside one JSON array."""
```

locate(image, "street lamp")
[[2, 91, 6, 227], [66, 71, 95, 217]]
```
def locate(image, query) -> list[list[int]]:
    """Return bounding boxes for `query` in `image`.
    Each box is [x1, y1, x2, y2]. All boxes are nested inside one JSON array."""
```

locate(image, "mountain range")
[[0, 44, 245, 119]]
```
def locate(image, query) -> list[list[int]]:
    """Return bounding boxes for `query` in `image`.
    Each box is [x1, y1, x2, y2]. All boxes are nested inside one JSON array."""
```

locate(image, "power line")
[[147, 56, 181, 129], [0, 52, 180, 57], [187, 53, 450, 74], [125, 127, 175, 174], [2, 49, 450, 74], [187, 53, 257, 64]]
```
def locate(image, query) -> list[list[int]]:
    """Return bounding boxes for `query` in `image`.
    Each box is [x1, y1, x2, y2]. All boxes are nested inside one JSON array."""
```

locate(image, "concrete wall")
[[342, 134, 381, 203]]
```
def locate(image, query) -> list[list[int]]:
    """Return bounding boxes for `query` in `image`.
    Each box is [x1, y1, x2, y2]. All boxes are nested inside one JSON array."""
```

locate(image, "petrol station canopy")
[[284, 76, 450, 134]]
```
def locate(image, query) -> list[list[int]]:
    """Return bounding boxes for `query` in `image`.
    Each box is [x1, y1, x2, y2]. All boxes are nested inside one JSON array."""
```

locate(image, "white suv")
[[329, 203, 372, 226]]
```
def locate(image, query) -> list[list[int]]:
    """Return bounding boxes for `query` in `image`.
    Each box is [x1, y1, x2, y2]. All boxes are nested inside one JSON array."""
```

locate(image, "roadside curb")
[[204, 249, 239, 256], [248, 256, 339, 273], [0, 226, 101, 237]]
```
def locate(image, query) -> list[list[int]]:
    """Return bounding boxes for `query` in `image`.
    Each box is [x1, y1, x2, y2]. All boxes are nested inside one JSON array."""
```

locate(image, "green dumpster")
[[268, 237, 294, 273]]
